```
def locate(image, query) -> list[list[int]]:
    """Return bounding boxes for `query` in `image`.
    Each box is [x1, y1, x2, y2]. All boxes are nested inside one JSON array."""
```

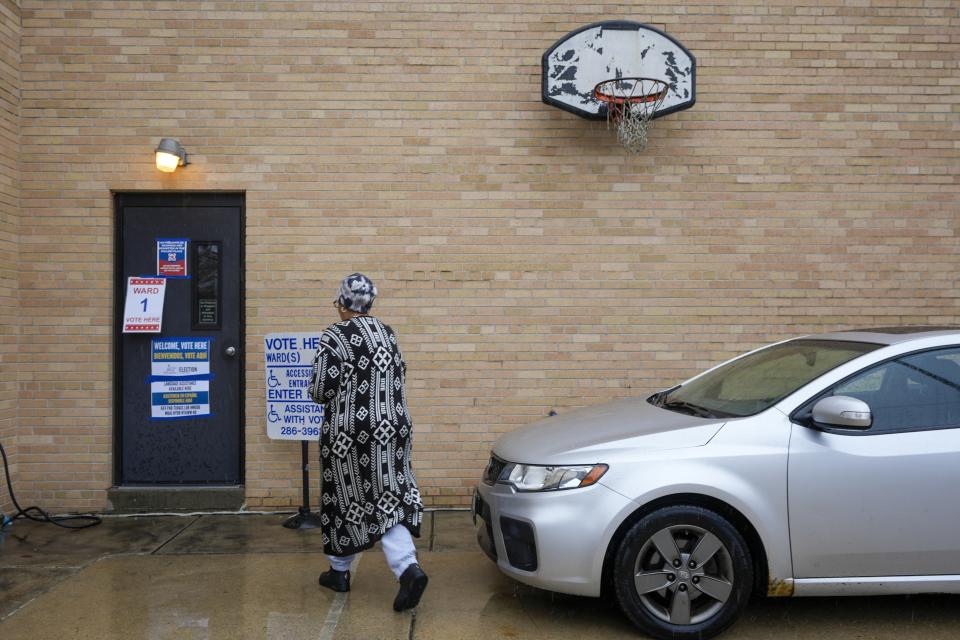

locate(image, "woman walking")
[[309, 273, 428, 611]]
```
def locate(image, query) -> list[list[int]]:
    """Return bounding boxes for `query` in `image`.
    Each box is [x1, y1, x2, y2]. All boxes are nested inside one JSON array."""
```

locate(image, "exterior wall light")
[[155, 138, 189, 173]]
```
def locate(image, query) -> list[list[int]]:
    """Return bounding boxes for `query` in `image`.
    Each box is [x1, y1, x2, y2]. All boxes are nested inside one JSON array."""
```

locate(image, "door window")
[[193, 241, 221, 329], [829, 347, 960, 433]]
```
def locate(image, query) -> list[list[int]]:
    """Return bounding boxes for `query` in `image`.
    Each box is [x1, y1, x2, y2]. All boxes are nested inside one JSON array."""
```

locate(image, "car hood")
[[492, 397, 725, 465]]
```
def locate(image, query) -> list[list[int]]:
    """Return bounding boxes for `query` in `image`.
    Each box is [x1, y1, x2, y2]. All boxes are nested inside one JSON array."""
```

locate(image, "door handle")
[[224, 346, 239, 358]]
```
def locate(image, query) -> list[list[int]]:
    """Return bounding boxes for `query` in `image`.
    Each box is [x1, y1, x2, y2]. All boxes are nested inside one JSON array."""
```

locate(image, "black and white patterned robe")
[[309, 315, 423, 556]]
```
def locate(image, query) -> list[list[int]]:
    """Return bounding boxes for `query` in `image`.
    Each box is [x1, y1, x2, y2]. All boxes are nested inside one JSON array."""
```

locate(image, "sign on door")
[[149, 337, 213, 420], [122, 277, 167, 333]]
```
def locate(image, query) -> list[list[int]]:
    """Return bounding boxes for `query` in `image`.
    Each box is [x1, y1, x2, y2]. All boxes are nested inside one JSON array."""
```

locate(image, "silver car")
[[473, 327, 960, 639]]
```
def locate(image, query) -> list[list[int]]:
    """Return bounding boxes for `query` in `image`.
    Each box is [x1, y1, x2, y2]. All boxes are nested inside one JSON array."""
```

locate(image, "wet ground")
[[1, 511, 958, 639]]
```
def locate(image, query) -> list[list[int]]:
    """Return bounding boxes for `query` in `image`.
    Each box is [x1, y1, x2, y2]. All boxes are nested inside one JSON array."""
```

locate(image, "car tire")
[[613, 505, 753, 640]]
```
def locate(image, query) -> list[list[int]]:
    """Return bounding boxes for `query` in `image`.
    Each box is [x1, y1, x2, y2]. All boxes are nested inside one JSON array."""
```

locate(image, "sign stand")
[[264, 332, 325, 531], [283, 441, 324, 529]]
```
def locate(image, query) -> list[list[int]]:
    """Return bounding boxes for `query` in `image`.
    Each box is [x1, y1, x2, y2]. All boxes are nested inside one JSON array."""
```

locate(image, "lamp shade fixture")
[[155, 138, 189, 173]]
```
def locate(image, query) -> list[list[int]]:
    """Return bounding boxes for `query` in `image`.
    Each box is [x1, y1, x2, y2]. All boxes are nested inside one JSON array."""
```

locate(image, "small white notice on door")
[[122, 277, 167, 333]]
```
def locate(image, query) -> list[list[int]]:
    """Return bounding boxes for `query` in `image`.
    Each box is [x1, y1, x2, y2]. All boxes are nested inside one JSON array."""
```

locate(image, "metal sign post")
[[284, 440, 323, 529], [264, 332, 325, 530]]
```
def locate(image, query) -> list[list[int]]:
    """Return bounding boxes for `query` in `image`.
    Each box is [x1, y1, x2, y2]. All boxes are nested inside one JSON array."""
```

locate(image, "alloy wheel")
[[633, 524, 735, 625]]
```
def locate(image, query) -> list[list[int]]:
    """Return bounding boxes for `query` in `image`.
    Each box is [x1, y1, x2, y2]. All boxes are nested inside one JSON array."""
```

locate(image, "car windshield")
[[651, 339, 879, 418]]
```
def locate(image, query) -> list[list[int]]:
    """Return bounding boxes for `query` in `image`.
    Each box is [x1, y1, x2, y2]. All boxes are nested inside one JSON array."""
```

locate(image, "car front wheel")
[[613, 505, 753, 640]]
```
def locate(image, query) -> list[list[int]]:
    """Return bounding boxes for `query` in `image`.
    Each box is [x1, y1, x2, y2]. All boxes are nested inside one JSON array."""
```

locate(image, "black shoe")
[[318, 567, 351, 593], [393, 563, 428, 612]]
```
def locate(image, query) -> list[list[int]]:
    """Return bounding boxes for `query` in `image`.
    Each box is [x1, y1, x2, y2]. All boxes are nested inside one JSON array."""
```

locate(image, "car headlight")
[[497, 463, 608, 492]]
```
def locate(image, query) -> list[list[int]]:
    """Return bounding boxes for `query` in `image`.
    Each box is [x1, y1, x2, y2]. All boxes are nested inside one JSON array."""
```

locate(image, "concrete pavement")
[[1, 511, 958, 639]]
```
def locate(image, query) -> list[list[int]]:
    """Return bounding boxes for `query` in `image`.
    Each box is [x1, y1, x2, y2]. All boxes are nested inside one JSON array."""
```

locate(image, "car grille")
[[482, 455, 507, 485]]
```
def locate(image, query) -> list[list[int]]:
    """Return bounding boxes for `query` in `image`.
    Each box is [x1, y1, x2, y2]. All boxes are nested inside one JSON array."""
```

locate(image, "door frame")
[[112, 191, 246, 486]]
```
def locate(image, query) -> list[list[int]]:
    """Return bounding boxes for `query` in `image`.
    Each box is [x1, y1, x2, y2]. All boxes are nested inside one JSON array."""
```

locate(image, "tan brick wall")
[[13, 1, 959, 511], [0, 0, 18, 515]]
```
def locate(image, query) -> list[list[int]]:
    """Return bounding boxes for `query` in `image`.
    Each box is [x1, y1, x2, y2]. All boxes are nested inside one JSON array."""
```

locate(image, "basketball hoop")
[[594, 77, 670, 153]]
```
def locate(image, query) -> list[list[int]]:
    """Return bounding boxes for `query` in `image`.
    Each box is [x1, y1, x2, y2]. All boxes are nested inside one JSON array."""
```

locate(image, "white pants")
[[327, 524, 417, 580]]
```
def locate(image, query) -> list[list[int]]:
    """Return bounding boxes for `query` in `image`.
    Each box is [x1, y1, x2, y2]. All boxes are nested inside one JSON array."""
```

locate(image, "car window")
[[717, 352, 836, 403], [830, 347, 960, 433], [837, 368, 885, 394], [659, 340, 877, 418]]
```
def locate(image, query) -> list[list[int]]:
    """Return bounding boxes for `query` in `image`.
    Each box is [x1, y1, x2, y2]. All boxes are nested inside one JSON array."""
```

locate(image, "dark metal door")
[[115, 193, 244, 484]]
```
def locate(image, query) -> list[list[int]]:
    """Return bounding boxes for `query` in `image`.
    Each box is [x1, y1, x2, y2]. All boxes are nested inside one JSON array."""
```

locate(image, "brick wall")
[[0, 0, 18, 515], [14, 1, 959, 511]]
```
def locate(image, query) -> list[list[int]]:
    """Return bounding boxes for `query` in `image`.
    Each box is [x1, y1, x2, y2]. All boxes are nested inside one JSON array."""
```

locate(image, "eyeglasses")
[[333, 302, 366, 316]]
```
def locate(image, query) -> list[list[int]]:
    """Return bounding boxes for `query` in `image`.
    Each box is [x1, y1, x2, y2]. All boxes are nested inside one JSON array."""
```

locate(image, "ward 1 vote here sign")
[[122, 277, 167, 333], [264, 333, 323, 441]]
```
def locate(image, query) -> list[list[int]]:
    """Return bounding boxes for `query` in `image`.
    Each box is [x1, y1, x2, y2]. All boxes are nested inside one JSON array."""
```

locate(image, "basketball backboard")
[[542, 21, 696, 120]]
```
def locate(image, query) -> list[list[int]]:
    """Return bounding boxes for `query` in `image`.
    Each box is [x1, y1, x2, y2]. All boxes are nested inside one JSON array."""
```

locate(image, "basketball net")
[[594, 78, 670, 153]]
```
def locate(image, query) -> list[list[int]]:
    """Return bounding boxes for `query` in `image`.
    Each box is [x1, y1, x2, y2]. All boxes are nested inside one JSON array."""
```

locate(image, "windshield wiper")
[[648, 385, 680, 407], [662, 400, 718, 419]]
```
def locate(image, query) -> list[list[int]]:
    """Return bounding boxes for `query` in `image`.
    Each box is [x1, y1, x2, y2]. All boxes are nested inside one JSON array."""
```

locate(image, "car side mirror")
[[811, 395, 872, 430]]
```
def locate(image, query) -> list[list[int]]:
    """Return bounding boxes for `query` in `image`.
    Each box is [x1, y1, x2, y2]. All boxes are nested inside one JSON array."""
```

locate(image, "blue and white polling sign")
[[151, 379, 211, 420], [264, 332, 324, 441], [149, 337, 213, 420], [151, 337, 211, 378]]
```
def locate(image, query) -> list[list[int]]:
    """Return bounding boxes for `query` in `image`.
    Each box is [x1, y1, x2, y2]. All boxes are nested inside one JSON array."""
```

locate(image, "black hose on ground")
[[0, 440, 101, 529]]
